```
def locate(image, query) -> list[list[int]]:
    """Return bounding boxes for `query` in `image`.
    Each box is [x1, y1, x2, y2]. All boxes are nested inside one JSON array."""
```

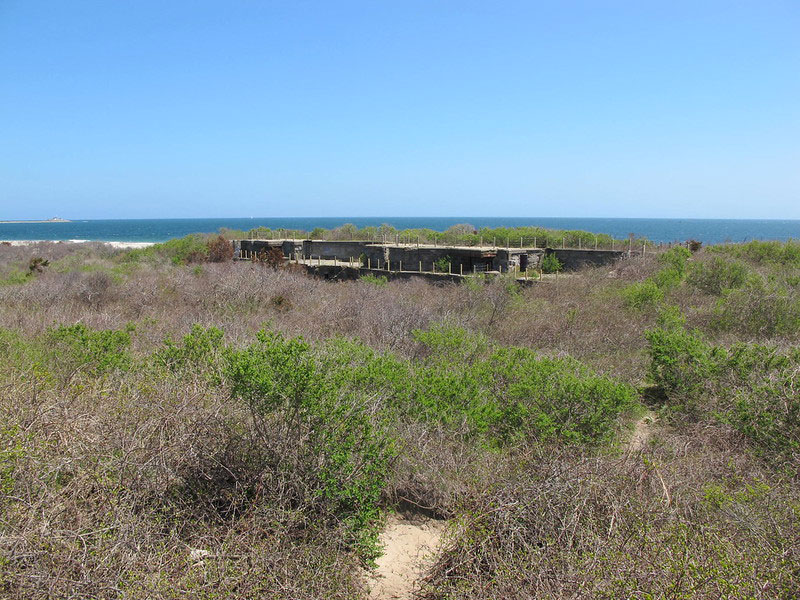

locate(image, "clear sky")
[[1, 1, 798, 220]]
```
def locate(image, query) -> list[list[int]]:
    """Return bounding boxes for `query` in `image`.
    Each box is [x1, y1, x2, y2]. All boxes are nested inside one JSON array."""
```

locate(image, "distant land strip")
[[0, 217, 71, 223]]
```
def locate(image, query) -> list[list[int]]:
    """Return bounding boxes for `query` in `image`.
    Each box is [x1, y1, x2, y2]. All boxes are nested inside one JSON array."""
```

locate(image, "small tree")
[[434, 256, 451, 272], [540, 253, 562, 274], [28, 257, 49, 275], [445, 223, 476, 237], [687, 239, 703, 253], [333, 223, 358, 240]]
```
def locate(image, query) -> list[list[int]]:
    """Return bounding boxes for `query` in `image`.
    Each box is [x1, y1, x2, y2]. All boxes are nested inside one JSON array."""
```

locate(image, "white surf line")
[[1, 240, 155, 249]]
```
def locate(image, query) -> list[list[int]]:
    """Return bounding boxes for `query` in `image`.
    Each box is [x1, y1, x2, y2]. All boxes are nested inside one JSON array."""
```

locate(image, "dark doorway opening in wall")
[[519, 254, 529, 271]]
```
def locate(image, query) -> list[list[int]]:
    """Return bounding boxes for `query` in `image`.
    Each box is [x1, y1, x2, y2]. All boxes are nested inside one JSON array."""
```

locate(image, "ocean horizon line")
[[3, 216, 800, 245], [5, 216, 800, 222]]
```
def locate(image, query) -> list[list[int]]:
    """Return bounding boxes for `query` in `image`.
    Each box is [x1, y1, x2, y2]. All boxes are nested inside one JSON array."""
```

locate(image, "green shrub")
[[724, 366, 799, 458], [0, 269, 29, 286], [411, 325, 638, 445], [645, 323, 720, 414], [359, 273, 388, 287], [121, 234, 210, 265], [225, 331, 396, 558], [483, 347, 639, 444], [658, 246, 691, 277], [709, 239, 800, 267], [226, 331, 318, 415], [622, 280, 664, 310], [540, 253, 562, 273], [155, 324, 225, 378], [687, 256, 749, 295], [639, 246, 692, 294], [622, 247, 698, 310], [650, 267, 683, 291], [434, 256, 452, 273], [46, 323, 132, 377], [646, 318, 800, 459], [712, 276, 800, 337], [413, 323, 490, 361]]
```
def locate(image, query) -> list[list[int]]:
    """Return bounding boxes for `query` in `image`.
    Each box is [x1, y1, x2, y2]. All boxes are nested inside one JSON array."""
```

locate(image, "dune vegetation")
[[1, 236, 798, 598], [218, 222, 640, 250]]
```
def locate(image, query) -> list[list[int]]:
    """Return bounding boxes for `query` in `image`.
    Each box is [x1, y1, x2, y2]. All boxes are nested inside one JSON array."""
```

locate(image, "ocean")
[[2, 217, 800, 245]]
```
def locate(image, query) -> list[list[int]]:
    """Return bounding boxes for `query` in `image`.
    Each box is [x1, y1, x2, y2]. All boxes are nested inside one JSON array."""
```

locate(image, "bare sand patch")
[[368, 515, 444, 600], [628, 410, 657, 453]]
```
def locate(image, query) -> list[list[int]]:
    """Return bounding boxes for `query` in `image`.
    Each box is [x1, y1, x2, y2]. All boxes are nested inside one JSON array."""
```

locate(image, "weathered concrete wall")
[[301, 240, 382, 262], [300, 264, 538, 286], [236, 239, 624, 272], [239, 240, 301, 256], [303, 264, 465, 284], [299, 242, 501, 273], [550, 249, 623, 270], [385, 246, 497, 274]]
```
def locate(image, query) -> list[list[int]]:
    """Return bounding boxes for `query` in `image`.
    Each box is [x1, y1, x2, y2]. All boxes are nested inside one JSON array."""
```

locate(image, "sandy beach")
[[1, 239, 155, 249]]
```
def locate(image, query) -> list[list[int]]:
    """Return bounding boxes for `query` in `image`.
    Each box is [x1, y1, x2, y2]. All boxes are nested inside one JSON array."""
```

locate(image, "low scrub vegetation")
[[647, 312, 800, 462], [122, 233, 233, 265], [0, 238, 799, 598], [220, 222, 638, 249]]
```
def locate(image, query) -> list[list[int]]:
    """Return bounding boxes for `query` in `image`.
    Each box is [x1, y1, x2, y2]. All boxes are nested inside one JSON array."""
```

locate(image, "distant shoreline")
[[1, 239, 153, 249], [2, 217, 800, 244], [0, 218, 71, 224]]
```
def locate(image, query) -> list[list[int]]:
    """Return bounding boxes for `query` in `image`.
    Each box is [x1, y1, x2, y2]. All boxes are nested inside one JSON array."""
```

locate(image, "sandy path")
[[628, 410, 657, 453], [368, 515, 444, 600]]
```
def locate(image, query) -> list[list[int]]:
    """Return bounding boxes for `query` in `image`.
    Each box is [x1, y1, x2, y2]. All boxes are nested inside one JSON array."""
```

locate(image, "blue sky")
[[1, 1, 798, 219]]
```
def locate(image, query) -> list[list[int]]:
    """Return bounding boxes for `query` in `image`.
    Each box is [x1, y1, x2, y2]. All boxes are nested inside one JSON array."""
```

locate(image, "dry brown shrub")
[[206, 234, 234, 262], [0, 368, 368, 599], [1, 242, 800, 598], [422, 428, 799, 599], [77, 270, 115, 309], [253, 246, 285, 267]]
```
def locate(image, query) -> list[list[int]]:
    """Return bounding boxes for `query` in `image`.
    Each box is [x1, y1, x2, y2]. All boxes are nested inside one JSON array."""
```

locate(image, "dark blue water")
[[2, 217, 800, 245]]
